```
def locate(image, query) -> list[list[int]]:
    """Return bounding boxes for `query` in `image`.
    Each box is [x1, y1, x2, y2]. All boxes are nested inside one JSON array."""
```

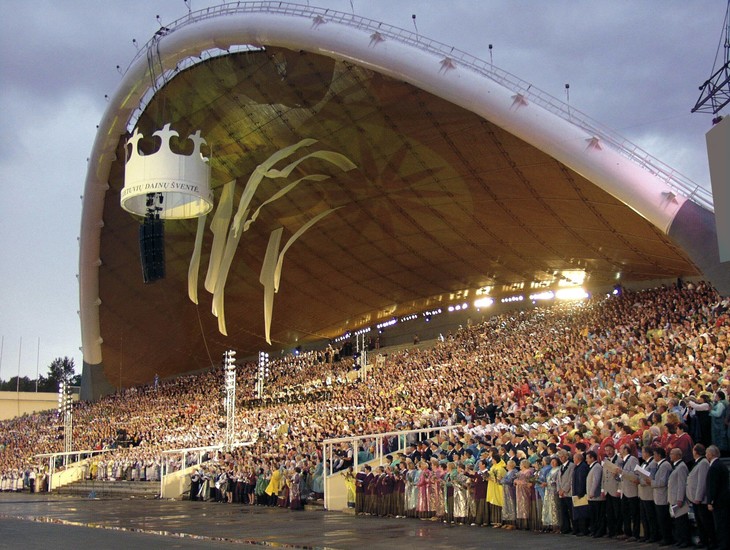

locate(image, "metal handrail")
[[159, 440, 256, 497], [123, 1, 713, 211], [322, 424, 458, 510], [34, 448, 114, 492]]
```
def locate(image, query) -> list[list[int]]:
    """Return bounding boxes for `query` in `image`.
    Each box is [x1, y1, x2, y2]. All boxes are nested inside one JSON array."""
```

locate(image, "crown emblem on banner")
[[120, 123, 213, 219]]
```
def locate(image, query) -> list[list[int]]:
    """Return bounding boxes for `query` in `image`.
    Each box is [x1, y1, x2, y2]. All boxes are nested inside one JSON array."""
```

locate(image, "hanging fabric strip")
[[242, 174, 330, 233], [211, 208, 249, 331], [206, 138, 356, 337], [259, 227, 284, 345], [264, 150, 356, 180], [230, 139, 318, 239], [274, 207, 342, 293], [187, 214, 207, 304], [204, 180, 236, 294], [211, 140, 316, 330]]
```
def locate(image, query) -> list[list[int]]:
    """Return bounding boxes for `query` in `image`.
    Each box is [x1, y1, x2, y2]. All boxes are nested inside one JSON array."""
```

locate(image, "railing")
[[34, 448, 115, 492], [121, 1, 713, 211], [160, 440, 255, 498], [322, 425, 458, 510]]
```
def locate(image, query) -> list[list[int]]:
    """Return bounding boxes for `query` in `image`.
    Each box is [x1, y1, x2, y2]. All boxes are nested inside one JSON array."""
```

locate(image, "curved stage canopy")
[[78, 2, 726, 398]]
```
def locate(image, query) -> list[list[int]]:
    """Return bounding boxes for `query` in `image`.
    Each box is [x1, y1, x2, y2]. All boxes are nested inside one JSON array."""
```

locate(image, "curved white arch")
[[79, 3, 698, 365]]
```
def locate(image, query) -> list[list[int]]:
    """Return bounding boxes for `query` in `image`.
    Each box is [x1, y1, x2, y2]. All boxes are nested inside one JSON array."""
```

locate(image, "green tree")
[[0, 376, 34, 391], [49, 356, 75, 381]]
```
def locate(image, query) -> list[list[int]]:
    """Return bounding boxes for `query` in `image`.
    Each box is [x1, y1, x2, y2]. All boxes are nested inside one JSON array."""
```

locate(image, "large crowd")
[[1, 281, 729, 547]]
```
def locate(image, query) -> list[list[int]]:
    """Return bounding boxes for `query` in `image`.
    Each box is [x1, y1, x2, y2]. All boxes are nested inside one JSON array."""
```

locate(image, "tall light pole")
[[58, 380, 73, 465], [223, 350, 236, 450], [360, 334, 368, 381], [257, 351, 269, 400]]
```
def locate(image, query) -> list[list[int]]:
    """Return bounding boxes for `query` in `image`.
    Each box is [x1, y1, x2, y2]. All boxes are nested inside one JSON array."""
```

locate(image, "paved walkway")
[[0, 493, 629, 549]]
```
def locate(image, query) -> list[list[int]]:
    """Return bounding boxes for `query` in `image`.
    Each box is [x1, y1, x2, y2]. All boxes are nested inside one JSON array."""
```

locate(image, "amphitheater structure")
[[78, 2, 728, 400]]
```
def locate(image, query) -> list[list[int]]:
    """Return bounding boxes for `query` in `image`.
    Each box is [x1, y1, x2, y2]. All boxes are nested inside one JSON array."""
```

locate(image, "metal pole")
[[35, 337, 40, 392], [323, 442, 328, 510], [16, 336, 22, 393], [0, 335, 4, 384], [16, 337, 22, 417], [353, 437, 359, 473], [48, 456, 53, 492]]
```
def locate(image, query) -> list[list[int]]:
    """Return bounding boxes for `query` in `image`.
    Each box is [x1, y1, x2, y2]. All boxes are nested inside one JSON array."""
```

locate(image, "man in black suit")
[[706, 445, 729, 550], [572, 451, 591, 536]]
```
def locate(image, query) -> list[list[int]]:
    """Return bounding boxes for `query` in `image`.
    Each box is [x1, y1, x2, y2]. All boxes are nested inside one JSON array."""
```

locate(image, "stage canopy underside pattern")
[[98, 47, 698, 386]]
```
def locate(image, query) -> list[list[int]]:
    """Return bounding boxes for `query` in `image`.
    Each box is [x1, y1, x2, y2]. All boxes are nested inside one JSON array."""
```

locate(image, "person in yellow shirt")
[[487, 449, 506, 526], [265, 467, 282, 506]]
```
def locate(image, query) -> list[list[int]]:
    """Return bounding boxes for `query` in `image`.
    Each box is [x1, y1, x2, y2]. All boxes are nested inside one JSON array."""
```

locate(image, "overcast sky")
[[0, 0, 725, 382]]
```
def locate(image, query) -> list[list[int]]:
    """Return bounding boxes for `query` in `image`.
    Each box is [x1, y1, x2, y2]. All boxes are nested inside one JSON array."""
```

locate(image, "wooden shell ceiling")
[[98, 48, 698, 386]]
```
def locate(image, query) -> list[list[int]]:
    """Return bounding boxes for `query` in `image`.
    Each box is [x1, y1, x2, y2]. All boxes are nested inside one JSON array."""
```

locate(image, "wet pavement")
[[0, 493, 629, 549]]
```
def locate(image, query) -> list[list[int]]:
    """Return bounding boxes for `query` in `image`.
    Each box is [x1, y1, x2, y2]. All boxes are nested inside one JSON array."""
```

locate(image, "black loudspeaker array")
[[139, 216, 166, 283]]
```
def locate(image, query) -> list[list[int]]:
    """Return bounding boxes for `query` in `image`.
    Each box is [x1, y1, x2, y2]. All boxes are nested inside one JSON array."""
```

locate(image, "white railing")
[[122, 1, 712, 211], [322, 425, 457, 510], [159, 440, 255, 498], [34, 448, 115, 492]]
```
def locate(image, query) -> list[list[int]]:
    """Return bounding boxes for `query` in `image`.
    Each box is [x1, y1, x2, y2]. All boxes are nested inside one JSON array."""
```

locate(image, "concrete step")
[[303, 499, 325, 512], [55, 480, 160, 499]]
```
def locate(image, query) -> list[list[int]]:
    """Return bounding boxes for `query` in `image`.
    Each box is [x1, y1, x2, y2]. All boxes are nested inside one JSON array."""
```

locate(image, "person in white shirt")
[[686, 443, 713, 549], [667, 448, 690, 548]]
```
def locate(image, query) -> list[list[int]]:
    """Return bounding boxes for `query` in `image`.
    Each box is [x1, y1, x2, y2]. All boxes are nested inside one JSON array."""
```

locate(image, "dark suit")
[[707, 458, 730, 550], [572, 460, 590, 536]]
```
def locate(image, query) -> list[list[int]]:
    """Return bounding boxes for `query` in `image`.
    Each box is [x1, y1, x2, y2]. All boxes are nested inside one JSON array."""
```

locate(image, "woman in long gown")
[[465, 463, 477, 524], [500, 459, 518, 530], [453, 464, 470, 524], [289, 467, 302, 510], [429, 458, 445, 521], [342, 466, 356, 509], [405, 462, 418, 518], [254, 468, 268, 505], [487, 450, 506, 526], [310, 459, 324, 499], [541, 456, 561, 533], [444, 461, 457, 524], [535, 456, 552, 531], [514, 459, 536, 530], [415, 461, 433, 519], [277, 468, 290, 508]]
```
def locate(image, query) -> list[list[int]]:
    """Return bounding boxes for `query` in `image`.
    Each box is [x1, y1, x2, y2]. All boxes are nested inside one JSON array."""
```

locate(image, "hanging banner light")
[[121, 123, 213, 219]]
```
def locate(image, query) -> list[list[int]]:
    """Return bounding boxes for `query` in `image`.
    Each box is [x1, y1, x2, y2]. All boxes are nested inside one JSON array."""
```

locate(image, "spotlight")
[[555, 287, 589, 300]]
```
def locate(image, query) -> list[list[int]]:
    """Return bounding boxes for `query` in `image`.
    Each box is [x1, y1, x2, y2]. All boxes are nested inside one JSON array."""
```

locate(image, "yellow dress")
[[344, 473, 356, 506], [486, 460, 506, 507], [265, 469, 282, 496]]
